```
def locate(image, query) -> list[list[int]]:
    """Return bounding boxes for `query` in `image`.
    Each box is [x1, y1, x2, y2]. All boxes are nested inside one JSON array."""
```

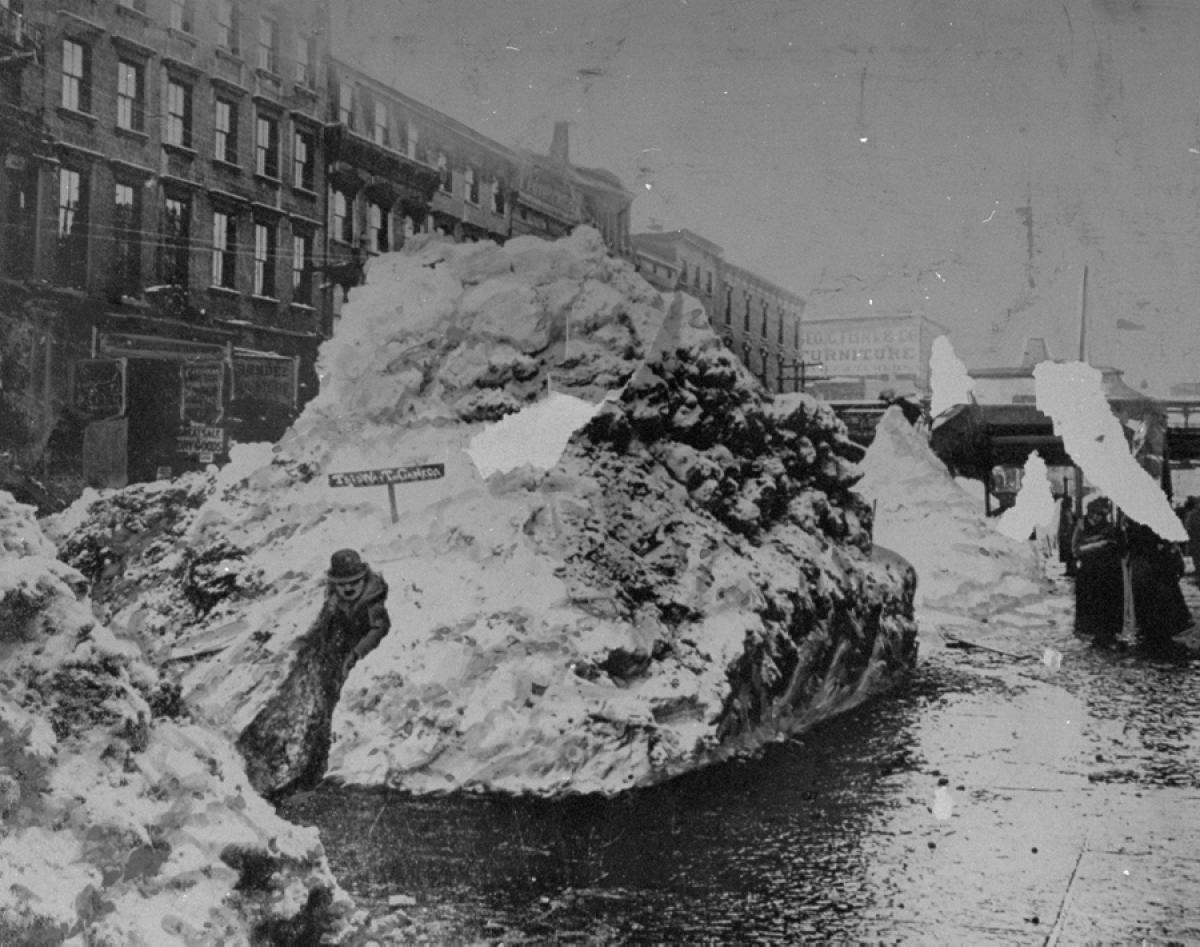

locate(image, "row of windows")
[[113, 0, 318, 85], [62, 39, 318, 190], [335, 82, 507, 215], [55, 166, 316, 305], [724, 284, 801, 347]]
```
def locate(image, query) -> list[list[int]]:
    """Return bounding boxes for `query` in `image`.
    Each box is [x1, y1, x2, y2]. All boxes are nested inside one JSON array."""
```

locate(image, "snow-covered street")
[[285, 560, 1200, 944]]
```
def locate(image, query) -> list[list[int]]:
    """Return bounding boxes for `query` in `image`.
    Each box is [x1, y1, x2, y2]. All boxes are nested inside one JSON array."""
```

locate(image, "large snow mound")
[[0, 491, 348, 945], [857, 407, 1049, 617], [52, 228, 917, 798]]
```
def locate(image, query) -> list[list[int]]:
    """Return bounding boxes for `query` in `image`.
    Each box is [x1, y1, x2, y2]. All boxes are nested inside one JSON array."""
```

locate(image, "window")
[[777, 310, 784, 344], [490, 180, 505, 215], [255, 111, 279, 178], [61, 39, 91, 112], [293, 127, 314, 190], [679, 260, 688, 285], [212, 210, 236, 289], [169, 0, 193, 33], [743, 291, 751, 330], [161, 195, 190, 287], [116, 59, 144, 132], [296, 33, 316, 87], [338, 82, 354, 127], [368, 202, 388, 253], [760, 300, 768, 336], [292, 231, 312, 305], [437, 153, 450, 192], [253, 220, 275, 297], [257, 15, 277, 73], [113, 181, 142, 293], [373, 99, 388, 146], [165, 78, 193, 148], [214, 98, 237, 163], [706, 271, 713, 295], [692, 265, 700, 288], [57, 167, 89, 288], [216, 0, 239, 53], [465, 167, 479, 205], [332, 189, 352, 243]]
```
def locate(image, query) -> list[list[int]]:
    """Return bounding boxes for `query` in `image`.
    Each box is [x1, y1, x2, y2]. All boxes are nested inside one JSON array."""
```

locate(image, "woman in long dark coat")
[[1071, 497, 1125, 647], [1126, 522, 1192, 656]]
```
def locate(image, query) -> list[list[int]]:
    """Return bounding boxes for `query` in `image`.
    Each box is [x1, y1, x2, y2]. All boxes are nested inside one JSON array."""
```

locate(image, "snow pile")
[[0, 491, 348, 944], [53, 228, 917, 797], [857, 407, 1048, 617], [1035, 360, 1186, 542], [928, 335, 974, 418], [995, 453, 1058, 542]]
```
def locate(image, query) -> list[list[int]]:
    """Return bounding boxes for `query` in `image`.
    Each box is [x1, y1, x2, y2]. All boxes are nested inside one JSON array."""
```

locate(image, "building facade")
[[631, 229, 805, 393], [0, 2, 635, 496], [801, 314, 948, 401], [1, 0, 330, 489]]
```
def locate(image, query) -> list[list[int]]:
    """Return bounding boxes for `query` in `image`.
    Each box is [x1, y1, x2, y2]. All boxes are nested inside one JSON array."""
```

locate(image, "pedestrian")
[[1125, 522, 1192, 657], [324, 548, 391, 680], [237, 548, 391, 799], [1057, 493, 1078, 577], [1183, 496, 1200, 588], [1071, 496, 1125, 647]]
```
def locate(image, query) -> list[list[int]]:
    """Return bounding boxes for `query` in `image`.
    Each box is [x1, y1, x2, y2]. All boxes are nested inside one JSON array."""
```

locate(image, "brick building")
[[631, 229, 805, 393]]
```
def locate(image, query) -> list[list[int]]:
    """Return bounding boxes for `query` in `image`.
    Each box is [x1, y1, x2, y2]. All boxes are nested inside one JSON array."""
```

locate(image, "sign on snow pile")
[[50, 228, 918, 800], [0, 491, 348, 943]]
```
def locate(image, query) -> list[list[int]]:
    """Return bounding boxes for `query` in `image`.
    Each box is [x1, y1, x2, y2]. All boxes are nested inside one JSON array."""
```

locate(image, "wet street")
[[283, 564, 1200, 944]]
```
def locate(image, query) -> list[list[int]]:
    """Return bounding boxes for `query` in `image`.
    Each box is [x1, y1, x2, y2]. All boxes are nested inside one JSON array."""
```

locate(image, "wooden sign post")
[[328, 463, 445, 523]]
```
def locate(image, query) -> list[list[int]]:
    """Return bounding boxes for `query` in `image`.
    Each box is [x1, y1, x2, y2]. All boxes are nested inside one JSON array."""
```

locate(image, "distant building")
[[801, 314, 948, 401], [630, 229, 805, 393]]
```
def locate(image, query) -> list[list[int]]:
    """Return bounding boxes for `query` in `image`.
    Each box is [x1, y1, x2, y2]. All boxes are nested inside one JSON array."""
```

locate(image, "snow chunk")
[[1034, 361, 1184, 541], [995, 453, 1057, 542], [467, 392, 610, 478], [929, 335, 974, 418]]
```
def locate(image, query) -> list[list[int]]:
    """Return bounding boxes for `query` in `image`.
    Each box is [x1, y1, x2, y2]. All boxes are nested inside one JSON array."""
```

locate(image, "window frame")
[[214, 97, 238, 164], [165, 76, 193, 149], [257, 15, 278, 73], [293, 126, 314, 191], [255, 110, 280, 179], [169, 0, 194, 34], [113, 179, 142, 293], [161, 193, 191, 288], [253, 219, 276, 298], [211, 209, 237, 289], [216, 0, 239, 53], [57, 166, 90, 288], [61, 38, 91, 113], [116, 58, 144, 132], [292, 230, 313, 305]]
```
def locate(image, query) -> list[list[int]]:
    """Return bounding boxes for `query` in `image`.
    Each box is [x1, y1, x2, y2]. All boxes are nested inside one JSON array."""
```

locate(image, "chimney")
[[550, 121, 569, 163]]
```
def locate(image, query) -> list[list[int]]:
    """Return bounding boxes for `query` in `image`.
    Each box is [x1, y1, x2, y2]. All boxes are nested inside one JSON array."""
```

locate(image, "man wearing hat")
[[325, 548, 391, 680], [1071, 496, 1125, 647]]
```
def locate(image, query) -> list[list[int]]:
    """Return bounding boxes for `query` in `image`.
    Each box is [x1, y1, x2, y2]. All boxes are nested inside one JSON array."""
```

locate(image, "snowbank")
[[857, 406, 1049, 618], [0, 491, 349, 944], [51, 228, 917, 798]]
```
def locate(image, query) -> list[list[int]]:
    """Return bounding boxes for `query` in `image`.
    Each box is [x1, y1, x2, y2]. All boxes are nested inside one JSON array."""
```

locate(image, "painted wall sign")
[[180, 361, 225, 424], [801, 324, 921, 377], [177, 422, 226, 457], [71, 359, 126, 420]]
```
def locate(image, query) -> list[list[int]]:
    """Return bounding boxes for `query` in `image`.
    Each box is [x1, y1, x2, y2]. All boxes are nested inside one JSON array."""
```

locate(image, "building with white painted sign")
[[802, 314, 949, 400]]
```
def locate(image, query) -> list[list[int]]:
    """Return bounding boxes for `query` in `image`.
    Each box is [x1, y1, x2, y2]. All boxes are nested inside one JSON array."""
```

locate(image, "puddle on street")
[[282, 648, 1200, 943]]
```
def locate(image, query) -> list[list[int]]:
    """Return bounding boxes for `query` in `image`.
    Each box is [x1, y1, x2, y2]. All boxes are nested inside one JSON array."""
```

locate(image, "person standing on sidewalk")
[[1183, 497, 1200, 588], [1125, 522, 1192, 657], [1071, 496, 1125, 647], [1057, 493, 1078, 577]]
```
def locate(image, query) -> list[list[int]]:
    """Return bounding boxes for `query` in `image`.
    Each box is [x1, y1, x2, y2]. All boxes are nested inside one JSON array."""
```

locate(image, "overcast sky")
[[332, 0, 1200, 393]]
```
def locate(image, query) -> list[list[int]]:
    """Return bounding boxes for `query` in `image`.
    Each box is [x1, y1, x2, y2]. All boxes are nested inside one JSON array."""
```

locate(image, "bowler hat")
[[327, 548, 367, 582]]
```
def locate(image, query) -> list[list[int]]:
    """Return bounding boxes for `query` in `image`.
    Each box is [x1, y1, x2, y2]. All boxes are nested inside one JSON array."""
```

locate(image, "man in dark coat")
[[1126, 522, 1192, 657], [1071, 496, 1124, 647], [1183, 497, 1200, 588], [237, 549, 391, 799]]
